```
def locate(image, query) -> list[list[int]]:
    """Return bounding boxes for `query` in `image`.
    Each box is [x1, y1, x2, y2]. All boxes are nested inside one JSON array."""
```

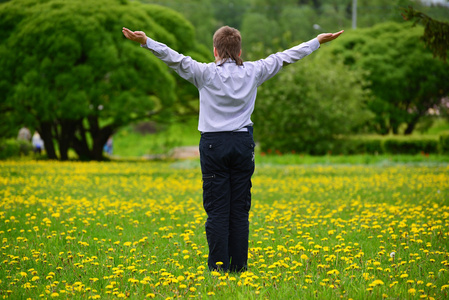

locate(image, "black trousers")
[[199, 127, 255, 272]]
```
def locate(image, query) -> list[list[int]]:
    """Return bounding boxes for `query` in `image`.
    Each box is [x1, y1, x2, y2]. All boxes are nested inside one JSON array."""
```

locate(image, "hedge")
[[0, 139, 33, 159], [334, 135, 446, 155], [440, 134, 449, 154]]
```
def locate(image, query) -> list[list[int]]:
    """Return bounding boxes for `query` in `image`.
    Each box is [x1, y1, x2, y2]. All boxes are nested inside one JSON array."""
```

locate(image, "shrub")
[[0, 139, 33, 159], [333, 136, 444, 156], [383, 138, 438, 155], [440, 134, 449, 154], [337, 138, 384, 155]]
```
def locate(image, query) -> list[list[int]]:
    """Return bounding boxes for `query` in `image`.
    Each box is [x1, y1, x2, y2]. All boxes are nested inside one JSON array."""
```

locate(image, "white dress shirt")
[[142, 37, 320, 132]]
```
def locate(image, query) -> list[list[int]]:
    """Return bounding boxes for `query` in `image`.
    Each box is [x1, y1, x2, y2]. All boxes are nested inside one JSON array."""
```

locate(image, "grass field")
[[1, 159, 448, 299]]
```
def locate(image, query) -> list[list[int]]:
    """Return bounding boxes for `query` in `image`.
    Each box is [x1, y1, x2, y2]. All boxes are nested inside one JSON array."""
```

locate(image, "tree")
[[324, 22, 449, 135], [143, 0, 217, 48], [240, 13, 282, 55], [0, 0, 206, 160], [253, 54, 372, 155], [279, 5, 318, 46], [402, 6, 449, 63]]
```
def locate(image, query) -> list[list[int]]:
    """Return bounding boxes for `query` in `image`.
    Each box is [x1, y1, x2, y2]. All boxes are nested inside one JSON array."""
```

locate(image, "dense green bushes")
[[331, 135, 446, 155], [258, 135, 448, 156], [0, 139, 33, 159], [440, 134, 449, 154]]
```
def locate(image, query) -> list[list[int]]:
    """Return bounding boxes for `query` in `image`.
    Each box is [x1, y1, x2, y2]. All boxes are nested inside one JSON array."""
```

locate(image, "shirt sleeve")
[[255, 38, 320, 86], [141, 37, 207, 88]]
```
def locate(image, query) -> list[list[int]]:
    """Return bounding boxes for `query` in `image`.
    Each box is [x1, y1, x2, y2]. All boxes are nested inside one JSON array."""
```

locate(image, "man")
[[122, 25, 343, 272]]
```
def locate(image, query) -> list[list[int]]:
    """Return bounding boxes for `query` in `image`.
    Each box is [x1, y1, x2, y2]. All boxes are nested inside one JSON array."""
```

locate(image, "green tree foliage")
[[402, 6, 449, 63], [324, 22, 449, 135], [241, 13, 282, 53], [143, 0, 217, 48], [253, 55, 372, 155], [0, 0, 205, 160]]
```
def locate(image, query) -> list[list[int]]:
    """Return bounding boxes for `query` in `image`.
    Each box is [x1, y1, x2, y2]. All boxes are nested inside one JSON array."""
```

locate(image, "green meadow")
[[1, 159, 448, 299]]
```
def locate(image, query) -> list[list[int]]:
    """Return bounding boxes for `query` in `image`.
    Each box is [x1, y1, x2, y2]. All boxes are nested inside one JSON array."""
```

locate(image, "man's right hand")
[[122, 27, 148, 45]]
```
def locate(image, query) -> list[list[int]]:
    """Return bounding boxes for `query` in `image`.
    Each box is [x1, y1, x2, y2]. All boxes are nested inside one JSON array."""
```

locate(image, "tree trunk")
[[58, 120, 77, 161], [39, 121, 58, 159], [390, 117, 400, 135], [404, 115, 421, 135], [72, 120, 92, 161], [91, 125, 113, 161], [87, 115, 114, 161]]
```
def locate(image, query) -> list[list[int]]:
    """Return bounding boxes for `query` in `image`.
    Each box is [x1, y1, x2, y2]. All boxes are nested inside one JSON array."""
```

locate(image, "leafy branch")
[[402, 6, 449, 63]]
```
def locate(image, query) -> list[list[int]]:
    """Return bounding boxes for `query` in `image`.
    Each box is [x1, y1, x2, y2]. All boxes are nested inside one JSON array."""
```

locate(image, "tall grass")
[[1, 161, 448, 299]]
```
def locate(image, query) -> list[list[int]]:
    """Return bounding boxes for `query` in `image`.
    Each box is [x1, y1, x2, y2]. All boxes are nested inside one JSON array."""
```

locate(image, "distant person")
[[122, 25, 343, 272], [32, 132, 44, 154], [17, 127, 31, 141], [104, 136, 113, 155]]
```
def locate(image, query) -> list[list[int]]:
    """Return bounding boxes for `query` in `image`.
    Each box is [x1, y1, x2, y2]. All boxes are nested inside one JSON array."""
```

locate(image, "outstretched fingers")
[[122, 27, 146, 44], [122, 27, 134, 39], [331, 30, 344, 39]]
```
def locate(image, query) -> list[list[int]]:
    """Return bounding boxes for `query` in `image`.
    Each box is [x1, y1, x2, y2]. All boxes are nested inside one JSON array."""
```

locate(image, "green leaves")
[[0, 0, 200, 160], [253, 54, 372, 154], [322, 22, 449, 135]]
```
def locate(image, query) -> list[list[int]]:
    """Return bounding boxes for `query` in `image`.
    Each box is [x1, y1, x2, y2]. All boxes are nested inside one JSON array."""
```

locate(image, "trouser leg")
[[200, 135, 231, 271], [229, 135, 254, 272], [199, 130, 255, 272], [228, 169, 253, 272]]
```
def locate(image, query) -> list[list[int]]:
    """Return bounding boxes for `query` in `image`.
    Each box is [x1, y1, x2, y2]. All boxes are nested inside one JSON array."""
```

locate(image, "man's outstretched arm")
[[317, 30, 344, 44]]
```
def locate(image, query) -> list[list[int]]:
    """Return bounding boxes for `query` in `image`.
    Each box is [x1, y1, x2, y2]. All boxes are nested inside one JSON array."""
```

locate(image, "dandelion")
[[369, 280, 384, 287], [408, 288, 416, 295], [327, 270, 340, 276]]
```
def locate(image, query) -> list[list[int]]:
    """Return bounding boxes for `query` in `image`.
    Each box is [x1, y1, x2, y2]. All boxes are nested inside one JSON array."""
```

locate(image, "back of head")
[[213, 26, 243, 66]]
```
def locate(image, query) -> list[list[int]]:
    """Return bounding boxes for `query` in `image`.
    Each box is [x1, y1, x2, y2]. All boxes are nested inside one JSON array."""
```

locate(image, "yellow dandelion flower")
[[408, 288, 416, 295], [369, 280, 384, 287], [327, 269, 340, 276]]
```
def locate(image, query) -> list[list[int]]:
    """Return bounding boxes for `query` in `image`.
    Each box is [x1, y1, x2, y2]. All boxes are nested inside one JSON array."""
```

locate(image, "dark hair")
[[213, 26, 243, 66]]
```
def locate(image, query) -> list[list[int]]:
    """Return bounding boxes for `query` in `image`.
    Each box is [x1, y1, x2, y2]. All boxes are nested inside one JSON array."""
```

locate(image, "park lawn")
[[0, 160, 448, 299]]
